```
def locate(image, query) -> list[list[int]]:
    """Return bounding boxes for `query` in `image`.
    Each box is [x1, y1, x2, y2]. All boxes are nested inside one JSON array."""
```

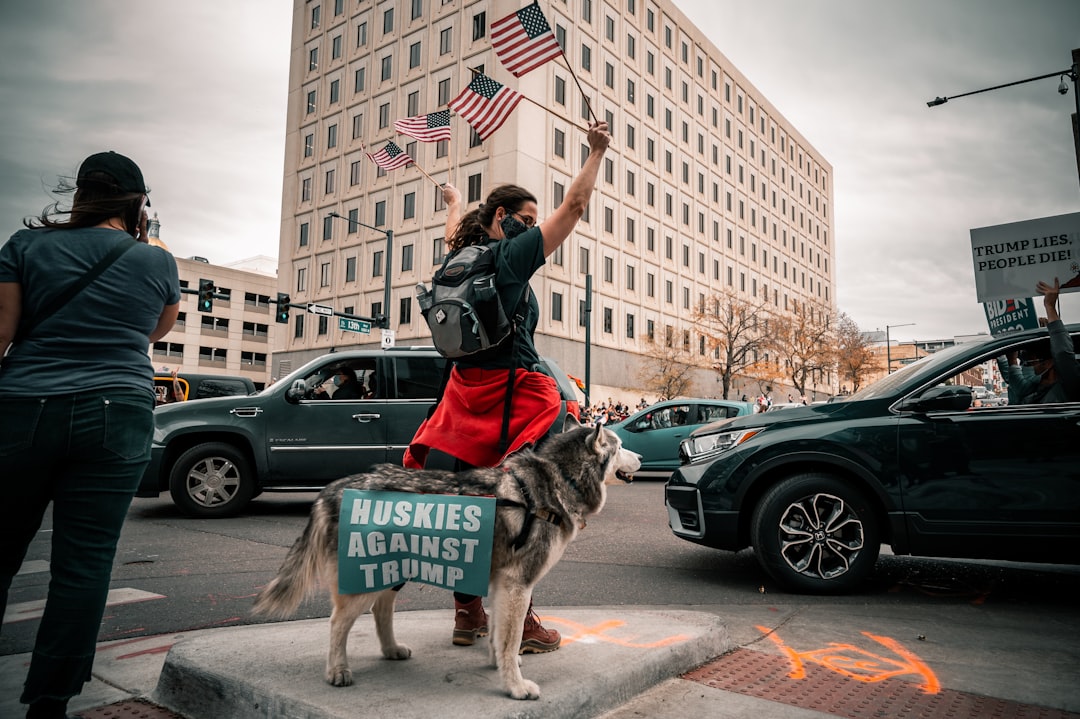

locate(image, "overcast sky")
[[2, 0, 1078, 341]]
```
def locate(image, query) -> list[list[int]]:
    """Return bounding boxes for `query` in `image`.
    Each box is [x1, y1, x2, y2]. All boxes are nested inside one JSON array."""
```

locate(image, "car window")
[[394, 356, 448, 399], [700, 404, 736, 422], [193, 379, 250, 399]]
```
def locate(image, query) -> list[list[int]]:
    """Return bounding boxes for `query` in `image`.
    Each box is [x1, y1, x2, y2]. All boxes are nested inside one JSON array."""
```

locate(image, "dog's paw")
[[507, 679, 541, 700], [326, 666, 353, 687], [383, 643, 412, 661]]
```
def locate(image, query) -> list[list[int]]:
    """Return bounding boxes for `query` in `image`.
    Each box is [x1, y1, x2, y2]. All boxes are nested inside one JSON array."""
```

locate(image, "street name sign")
[[339, 317, 371, 334], [306, 303, 334, 316]]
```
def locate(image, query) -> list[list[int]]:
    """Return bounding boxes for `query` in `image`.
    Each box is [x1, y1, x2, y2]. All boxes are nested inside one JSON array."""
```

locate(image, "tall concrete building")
[[277, 0, 836, 401]]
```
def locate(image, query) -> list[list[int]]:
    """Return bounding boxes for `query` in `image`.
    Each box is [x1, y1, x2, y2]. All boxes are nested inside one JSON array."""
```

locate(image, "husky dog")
[[253, 421, 641, 700]]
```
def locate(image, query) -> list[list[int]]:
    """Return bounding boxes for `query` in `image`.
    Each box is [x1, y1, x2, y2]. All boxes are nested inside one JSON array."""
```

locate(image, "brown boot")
[[519, 603, 561, 654], [452, 596, 489, 646]]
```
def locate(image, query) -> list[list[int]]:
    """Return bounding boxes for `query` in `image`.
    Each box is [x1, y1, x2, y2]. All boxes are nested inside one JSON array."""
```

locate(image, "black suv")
[[666, 323, 1080, 593], [138, 347, 580, 518]]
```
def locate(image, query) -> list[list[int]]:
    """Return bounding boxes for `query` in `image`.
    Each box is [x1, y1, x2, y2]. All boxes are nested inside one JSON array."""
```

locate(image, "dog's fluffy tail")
[[252, 497, 334, 619]]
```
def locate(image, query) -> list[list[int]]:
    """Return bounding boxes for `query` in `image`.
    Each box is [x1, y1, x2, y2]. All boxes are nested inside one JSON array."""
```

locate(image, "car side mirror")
[[286, 379, 307, 403], [898, 385, 972, 413]]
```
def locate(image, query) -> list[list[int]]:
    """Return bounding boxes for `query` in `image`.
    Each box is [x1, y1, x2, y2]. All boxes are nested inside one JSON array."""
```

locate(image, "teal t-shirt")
[[0, 226, 180, 399]]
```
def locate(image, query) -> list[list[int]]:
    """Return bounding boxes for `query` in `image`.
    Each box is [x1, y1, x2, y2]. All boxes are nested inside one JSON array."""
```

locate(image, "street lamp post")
[[885, 323, 915, 374], [327, 212, 393, 329], [927, 48, 1080, 188]]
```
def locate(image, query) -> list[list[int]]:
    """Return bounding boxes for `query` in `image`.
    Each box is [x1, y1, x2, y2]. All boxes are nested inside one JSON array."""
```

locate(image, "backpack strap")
[[15, 237, 137, 343]]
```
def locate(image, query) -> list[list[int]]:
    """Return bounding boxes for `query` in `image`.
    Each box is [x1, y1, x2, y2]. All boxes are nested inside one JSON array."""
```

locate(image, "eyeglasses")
[[507, 210, 536, 228]]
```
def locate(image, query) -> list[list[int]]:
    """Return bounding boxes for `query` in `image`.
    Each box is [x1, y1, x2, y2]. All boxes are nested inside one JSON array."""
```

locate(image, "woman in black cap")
[[0, 151, 180, 719]]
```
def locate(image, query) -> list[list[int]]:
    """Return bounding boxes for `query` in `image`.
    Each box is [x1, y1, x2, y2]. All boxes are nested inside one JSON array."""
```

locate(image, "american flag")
[[490, 1, 563, 77], [394, 109, 452, 143], [365, 141, 414, 171], [448, 73, 523, 140]]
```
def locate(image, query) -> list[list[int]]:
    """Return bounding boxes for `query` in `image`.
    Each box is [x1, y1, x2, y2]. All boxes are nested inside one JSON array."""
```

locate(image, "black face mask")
[[500, 212, 528, 240]]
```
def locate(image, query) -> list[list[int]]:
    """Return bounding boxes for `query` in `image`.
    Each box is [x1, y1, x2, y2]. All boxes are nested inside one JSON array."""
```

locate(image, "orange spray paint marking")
[[756, 625, 940, 694], [542, 616, 692, 649]]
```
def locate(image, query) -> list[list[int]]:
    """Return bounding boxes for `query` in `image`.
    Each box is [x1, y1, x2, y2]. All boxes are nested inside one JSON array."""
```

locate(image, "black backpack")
[[416, 242, 526, 362]]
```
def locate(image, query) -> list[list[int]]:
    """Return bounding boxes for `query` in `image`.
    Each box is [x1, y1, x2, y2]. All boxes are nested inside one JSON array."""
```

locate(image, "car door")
[[897, 371, 1080, 562], [383, 354, 447, 464], [265, 360, 388, 486]]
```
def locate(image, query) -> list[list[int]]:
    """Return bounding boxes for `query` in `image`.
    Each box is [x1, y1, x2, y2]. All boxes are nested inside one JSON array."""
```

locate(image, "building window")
[[310, 5, 320, 29], [301, 177, 312, 202], [324, 168, 335, 194], [401, 243, 414, 271], [354, 67, 366, 93], [378, 102, 390, 128], [555, 75, 565, 105], [346, 256, 357, 282], [603, 307, 612, 333], [350, 160, 361, 186], [372, 250, 384, 277], [411, 0, 423, 21], [472, 11, 486, 40], [320, 262, 331, 287], [467, 173, 482, 202], [329, 79, 339, 103], [581, 44, 591, 71], [578, 299, 587, 327], [356, 21, 367, 47], [347, 208, 358, 232], [409, 41, 421, 69], [380, 55, 392, 81], [296, 266, 307, 292], [383, 7, 394, 33], [553, 128, 565, 158], [306, 89, 316, 113], [551, 291, 563, 322], [332, 34, 342, 60], [308, 47, 318, 72], [403, 192, 416, 220], [399, 297, 412, 324], [327, 123, 337, 149], [318, 316, 328, 335], [374, 200, 386, 226], [299, 222, 309, 247], [303, 133, 313, 158], [440, 27, 453, 54], [323, 214, 333, 240], [293, 314, 304, 339], [438, 78, 451, 105], [626, 313, 634, 339], [433, 238, 446, 265]]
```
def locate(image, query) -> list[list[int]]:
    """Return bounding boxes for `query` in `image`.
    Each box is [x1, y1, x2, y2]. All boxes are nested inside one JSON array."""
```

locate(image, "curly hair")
[[447, 184, 537, 251]]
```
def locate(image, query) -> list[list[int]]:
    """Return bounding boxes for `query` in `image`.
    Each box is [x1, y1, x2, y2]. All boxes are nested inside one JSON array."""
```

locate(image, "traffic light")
[[197, 278, 214, 312], [276, 293, 291, 324]]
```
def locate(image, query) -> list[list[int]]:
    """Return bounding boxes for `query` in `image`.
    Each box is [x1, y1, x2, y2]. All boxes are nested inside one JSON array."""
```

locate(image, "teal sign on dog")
[[338, 490, 496, 595]]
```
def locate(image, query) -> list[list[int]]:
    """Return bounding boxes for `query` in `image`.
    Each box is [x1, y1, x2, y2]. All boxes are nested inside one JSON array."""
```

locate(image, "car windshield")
[[846, 341, 974, 401]]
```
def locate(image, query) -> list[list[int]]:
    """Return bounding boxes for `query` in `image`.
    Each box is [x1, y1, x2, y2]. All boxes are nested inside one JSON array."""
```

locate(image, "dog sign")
[[338, 490, 496, 595]]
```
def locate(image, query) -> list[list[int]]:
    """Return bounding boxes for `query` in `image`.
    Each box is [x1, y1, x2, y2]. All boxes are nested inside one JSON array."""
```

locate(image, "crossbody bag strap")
[[16, 237, 138, 342]]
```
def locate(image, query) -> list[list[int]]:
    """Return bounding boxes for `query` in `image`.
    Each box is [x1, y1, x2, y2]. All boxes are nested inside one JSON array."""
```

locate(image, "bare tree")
[[637, 334, 695, 400], [833, 313, 880, 394], [770, 302, 836, 397], [691, 290, 774, 399]]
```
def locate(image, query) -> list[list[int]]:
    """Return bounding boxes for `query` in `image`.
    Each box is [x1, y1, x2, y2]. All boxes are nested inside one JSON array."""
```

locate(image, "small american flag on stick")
[[448, 73, 523, 141], [365, 141, 414, 171], [490, 1, 563, 78], [394, 110, 452, 143]]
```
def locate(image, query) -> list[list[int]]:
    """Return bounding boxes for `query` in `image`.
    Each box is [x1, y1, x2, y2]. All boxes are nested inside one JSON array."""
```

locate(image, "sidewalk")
[[3, 603, 1078, 718]]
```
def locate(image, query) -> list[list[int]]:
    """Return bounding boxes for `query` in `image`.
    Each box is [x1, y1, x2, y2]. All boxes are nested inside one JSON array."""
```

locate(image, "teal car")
[[607, 399, 754, 479]]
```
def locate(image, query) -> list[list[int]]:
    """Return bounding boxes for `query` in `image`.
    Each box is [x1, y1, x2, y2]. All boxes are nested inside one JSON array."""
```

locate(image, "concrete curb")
[[152, 608, 730, 719]]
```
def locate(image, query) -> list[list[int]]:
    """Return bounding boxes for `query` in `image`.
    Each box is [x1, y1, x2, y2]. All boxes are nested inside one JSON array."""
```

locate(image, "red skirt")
[[403, 366, 560, 469]]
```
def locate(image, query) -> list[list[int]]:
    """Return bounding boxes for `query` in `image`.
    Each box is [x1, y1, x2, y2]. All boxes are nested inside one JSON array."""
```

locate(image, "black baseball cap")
[[77, 151, 150, 204]]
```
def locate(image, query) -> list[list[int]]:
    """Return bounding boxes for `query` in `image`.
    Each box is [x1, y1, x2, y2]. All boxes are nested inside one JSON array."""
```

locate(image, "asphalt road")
[[4, 480, 1079, 658]]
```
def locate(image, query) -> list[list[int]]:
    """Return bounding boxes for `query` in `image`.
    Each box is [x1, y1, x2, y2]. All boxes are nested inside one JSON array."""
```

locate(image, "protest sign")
[[970, 212, 1080, 303], [338, 490, 495, 595], [983, 298, 1040, 336]]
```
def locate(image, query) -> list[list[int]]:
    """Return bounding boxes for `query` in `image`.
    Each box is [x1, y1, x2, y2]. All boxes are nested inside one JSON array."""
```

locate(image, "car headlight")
[[680, 428, 762, 463]]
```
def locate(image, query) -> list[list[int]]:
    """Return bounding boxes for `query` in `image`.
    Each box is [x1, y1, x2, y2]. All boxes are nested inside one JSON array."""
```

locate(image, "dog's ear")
[[589, 422, 606, 452], [563, 413, 582, 431]]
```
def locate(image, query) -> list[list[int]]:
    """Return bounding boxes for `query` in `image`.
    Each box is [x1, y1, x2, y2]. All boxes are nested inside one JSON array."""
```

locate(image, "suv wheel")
[[169, 442, 255, 518], [751, 473, 879, 593]]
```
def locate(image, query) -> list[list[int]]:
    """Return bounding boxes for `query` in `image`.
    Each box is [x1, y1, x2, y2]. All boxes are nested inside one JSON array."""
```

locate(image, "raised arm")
[[538, 121, 611, 257], [442, 183, 463, 244]]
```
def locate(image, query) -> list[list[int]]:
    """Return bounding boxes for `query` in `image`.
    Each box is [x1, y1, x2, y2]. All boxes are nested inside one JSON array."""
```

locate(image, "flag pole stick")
[[411, 160, 443, 189], [558, 56, 599, 123]]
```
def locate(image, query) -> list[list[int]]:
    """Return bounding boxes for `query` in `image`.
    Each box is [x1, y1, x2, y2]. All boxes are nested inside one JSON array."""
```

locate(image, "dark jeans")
[[0, 389, 154, 705]]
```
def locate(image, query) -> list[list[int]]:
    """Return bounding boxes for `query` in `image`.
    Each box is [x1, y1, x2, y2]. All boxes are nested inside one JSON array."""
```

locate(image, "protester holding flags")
[[404, 118, 611, 654]]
